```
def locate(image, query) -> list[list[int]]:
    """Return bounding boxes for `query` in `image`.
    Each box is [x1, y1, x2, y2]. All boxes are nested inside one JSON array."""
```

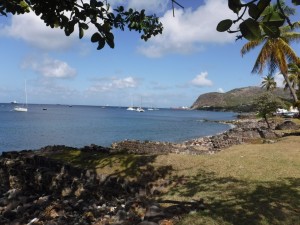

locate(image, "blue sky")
[[0, 0, 299, 108]]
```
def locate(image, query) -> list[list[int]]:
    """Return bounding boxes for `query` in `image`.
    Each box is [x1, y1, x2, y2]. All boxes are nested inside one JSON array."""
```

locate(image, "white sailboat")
[[136, 107, 145, 112], [136, 97, 145, 112], [126, 96, 136, 111], [14, 80, 28, 112], [126, 106, 136, 111]]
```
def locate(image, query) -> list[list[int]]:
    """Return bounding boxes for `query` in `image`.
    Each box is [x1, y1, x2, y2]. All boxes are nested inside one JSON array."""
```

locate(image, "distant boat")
[[126, 96, 136, 111], [136, 107, 145, 112], [136, 97, 145, 112], [11, 100, 17, 104], [148, 105, 159, 111], [14, 80, 28, 112], [127, 106, 136, 111]]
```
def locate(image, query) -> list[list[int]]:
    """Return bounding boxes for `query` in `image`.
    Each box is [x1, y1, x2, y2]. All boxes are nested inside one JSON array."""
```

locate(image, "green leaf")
[[91, 32, 101, 42], [228, 0, 241, 14], [239, 18, 261, 40], [96, 1, 104, 7], [292, 0, 300, 5], [262, 11, 285, 27], [19, 0, 30, 12], [257, 0, 271, 12], [65, 22, 75, 36], [97, 38, 105, 50], [248, 4, 260, 19], [105, 33, 115, 48], [79, 27, 84, 39], [216, 19, 233, 32], [80, 23, 89, 30], [102, 22, 111, 33], [261, 23, 280, 38], [90, 0, 97, 7]]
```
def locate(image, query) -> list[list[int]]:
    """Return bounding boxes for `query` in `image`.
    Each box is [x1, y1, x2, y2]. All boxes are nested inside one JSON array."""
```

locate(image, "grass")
[[41, 135, 300, 225]]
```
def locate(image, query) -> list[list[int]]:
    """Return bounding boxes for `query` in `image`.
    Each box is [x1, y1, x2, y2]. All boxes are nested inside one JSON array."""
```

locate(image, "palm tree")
[[261, 74, 277, 91], [241, 4, 300, 104], [284, 62, 300, 98]]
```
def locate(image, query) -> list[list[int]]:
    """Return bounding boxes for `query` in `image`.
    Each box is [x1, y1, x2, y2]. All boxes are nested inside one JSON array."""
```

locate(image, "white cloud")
[[138, 0, 236, 57], [218, 88, 225, 93], [88, 76, 139, 92], [274, 73, 285, 88], [0, 12, 76, 50], [191, 72, 213, 87], [22, 56, 77, 79]]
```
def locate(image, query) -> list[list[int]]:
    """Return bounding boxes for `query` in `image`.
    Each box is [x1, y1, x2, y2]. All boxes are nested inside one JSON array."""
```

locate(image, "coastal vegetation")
[[240, 2, 300, 104], [218, 1, 300, 107], [254, 92, 285, 128], [261, 74, 277, 91]]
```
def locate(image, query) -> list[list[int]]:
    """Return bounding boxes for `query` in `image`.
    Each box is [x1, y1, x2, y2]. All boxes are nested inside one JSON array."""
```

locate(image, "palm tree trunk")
[[282, 72, 298, 103]]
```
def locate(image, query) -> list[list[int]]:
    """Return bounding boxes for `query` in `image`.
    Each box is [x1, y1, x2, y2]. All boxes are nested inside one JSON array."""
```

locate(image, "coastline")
[[1, 116, 299, 225], [0, 116, 280, 156], [111, 116, 282, 155]]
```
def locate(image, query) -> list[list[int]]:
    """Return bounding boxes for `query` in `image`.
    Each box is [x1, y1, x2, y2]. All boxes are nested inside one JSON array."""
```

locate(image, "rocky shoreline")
[[0, 118, 299, 225], [111, 118, 287, 155]]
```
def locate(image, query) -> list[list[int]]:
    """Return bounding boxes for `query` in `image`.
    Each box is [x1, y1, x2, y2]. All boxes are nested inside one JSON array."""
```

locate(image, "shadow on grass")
[[42, 149, 300, 224], [45, 149, 173, 193], [166, 170, 300, 225]]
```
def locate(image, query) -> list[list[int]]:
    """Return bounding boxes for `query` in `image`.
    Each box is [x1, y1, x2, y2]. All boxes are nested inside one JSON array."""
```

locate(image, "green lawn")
[[42, 136, 300, 225]]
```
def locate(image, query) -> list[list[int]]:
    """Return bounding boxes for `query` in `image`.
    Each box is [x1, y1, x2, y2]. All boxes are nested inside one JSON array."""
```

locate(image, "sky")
[[0, 0, 299, 108]]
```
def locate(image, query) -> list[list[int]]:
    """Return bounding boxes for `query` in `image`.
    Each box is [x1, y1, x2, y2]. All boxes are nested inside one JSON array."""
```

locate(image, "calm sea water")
[[0, 104, 236, 152]]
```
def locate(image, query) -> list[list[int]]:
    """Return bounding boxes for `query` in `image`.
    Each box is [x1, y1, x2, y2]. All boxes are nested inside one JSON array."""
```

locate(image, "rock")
[[144, 204, 166, 222], [2, 208, 17, 220], [138, 221, 159, 225], [275, 121, 300, 130], [115, 209, 127, 222]]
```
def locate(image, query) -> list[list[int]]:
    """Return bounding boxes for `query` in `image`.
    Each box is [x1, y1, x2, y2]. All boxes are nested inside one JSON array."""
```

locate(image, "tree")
[[261, 74, 277, 91], [254, 92, 285, 128], [284, 62, 300, 102], [0, 0, 163, 50], [217, 0, 300, 41], [240, 11, 300, 104]]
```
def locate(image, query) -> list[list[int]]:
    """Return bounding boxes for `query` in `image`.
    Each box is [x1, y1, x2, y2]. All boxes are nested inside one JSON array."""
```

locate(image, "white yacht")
[[14, 80, 28, 112]]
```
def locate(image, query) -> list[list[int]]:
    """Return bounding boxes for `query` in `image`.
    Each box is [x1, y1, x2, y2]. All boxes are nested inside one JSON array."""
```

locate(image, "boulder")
[[275, 121, 300, 130]]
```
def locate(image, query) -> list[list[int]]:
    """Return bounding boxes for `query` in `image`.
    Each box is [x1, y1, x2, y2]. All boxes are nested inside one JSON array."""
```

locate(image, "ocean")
[[0, 104, 236, 153]]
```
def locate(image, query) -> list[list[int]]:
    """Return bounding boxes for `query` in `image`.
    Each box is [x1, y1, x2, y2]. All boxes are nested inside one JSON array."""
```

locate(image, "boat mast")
[[25, 80, 28, 107]]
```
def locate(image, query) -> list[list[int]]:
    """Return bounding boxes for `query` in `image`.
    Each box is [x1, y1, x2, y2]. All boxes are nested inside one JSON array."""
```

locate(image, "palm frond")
[[282, 32, 300, 43], [251, 40, 272, 74], [241, 39, 264, 56]]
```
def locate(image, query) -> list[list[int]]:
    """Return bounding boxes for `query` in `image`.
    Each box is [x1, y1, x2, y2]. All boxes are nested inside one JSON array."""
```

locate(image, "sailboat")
[[127, 106, 136, 111], [14, 80, 28, 112], [126, 96, 136, 111], [136, 96, 145, 112]]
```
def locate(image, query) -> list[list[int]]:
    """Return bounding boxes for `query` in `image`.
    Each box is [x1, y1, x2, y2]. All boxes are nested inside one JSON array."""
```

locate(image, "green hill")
[[191, 86, 292, 112]]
